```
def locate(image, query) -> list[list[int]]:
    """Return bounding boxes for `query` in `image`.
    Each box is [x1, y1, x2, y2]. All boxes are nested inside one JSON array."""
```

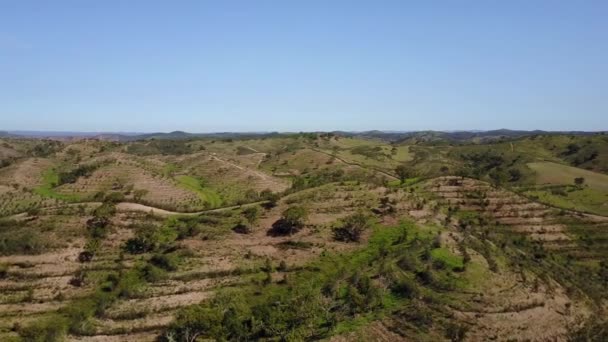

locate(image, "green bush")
[[332, 211, 371, 242], [390, 276, 419, 299], [57, 164, 99, 185], [117, 270, 144, 298], [103, 192, 125, 203], [92, 202, 116, 218], [0, 263, 8, 278], [140, 264, 167, 283], [268, 206, 308, 236], [163, 221, 464, 341], [0, 229, 47, 255], [61, 299, 96, 335], [164, 216, 201, 239], [165, 306, 223, 341], [19, 315, 69, 342], [123, 224, 177, 254], [150, 253, 180, 271]]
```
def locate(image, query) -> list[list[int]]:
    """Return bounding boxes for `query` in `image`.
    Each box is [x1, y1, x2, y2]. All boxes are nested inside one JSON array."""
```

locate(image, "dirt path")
[[5, 200, 268, 219], [115, 201, 266, 216], [210, 154, 278, 183]]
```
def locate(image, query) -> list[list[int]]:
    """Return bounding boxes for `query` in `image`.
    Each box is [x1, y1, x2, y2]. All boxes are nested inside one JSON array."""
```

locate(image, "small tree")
[[282, 206, 308, 228], [0, 263, 8, 279], [508, 168, 522, 182], [242, 206, 260, 226], [332, 211, 371, 242], [268, 206, 308, 236], [233, 206, 260, 234], [260, 189, 280, 209], [395, 165, 409, 184], [133, 189, 149, 202]]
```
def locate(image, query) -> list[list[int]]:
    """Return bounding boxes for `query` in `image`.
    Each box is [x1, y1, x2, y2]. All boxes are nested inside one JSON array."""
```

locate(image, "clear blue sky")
[[1, 1, 606, 132]]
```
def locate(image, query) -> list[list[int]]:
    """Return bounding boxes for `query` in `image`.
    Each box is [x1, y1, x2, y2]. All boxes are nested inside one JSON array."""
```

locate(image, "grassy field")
[[528, 161, 608, 190], [524, 187, 608, 216], [523, 162, 608, 215], [33, 168, 81, 202], [431, 247, 464, 270], [175, 175, 222, 207]]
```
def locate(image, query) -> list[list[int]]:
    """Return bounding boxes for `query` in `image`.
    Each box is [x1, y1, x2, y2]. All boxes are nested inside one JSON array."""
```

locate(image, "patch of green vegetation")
[[56, 163, 101, 185], [528, 161, 608, 191], [520, 161, 608, 214], [350, 145, 390, 161], [523, 186, 608, 215], [430, 248, 464, 270], [392, 145, 413, 162], [162, 221, 470, 341], [33, 168, 81, 202], [18, 314, 69, 341], [0, 219, 54, 255], [162, 163, 178, 177], [125, 140, 194, 155], [276, 240, 314, 250], [19, 210, 196, 340], [176, 175, 222, 207], [387, 177, 420, 187], [556, 217, 608, 260]]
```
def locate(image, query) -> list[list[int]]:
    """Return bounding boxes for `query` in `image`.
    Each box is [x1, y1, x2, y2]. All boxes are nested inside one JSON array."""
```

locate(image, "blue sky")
[[1, 1, 606, 132]]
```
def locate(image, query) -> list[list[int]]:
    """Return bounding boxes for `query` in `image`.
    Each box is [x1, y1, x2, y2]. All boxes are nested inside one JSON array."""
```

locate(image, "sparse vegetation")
[[2, 133, 608, 342]]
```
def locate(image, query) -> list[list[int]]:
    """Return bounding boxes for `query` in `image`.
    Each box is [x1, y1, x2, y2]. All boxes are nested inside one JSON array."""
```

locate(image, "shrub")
[[117, 270, 144, 298], [0, 229, 47, 255], [123, 237, 151, 254], [140, 264, 167, 283], [415, 268, 436, 286], [261, 192, 280, 209], [277, 240, 313, 250], [395, 165, 410, 184], [92, 202, 116, 218], [123, 224, 177, 254], [19, 315, 69, 342], [62, 299, 97, 335], [267, 206, 308, 236], [165, 217, 201, 239], [232, 223, 251, 234], [133, 189, 149, 201], [165, 306, 223, 341], [390, 276, 419, 299], [508, 168, 522, 182], [57, 164, 99, 185], [242, 206, 260, 226], [332, 211, 371, 242], [77, 251, 94, 263], [0, 263, 8, 278], [150, 253, 180, 271], [445, 321, 469, 341], [69, 270, 86, 287], [86, 216, 110, 239], [104, 192, 125, 203]]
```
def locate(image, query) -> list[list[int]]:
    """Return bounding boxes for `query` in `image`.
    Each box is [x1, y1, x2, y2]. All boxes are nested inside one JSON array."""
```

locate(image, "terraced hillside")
[[0, 133, 607, 341]]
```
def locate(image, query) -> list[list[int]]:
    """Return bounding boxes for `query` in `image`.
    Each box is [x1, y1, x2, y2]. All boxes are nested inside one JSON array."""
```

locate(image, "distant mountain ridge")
[[1, 129, 605, 142]]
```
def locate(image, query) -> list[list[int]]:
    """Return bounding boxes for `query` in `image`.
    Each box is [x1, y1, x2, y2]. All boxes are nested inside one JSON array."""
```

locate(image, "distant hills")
[[349, 129, 606, 143], [1, 129, 605, 142]]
